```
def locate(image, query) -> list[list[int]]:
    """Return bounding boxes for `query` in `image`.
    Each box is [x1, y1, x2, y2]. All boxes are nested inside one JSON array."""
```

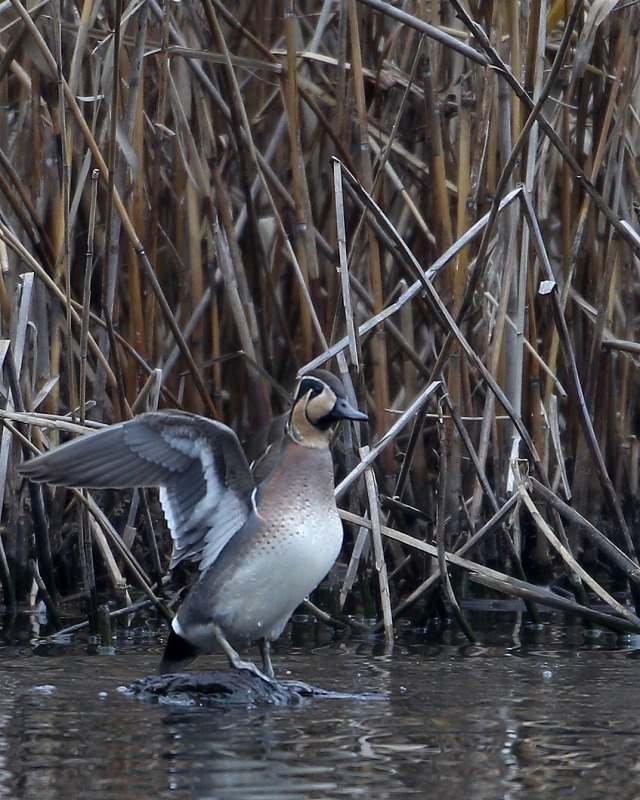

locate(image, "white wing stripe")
[[158, 430, 252, 571]]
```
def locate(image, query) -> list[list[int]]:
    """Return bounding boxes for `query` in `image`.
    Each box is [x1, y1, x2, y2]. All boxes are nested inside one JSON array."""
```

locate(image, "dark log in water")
[[126, 670, 387, 708]]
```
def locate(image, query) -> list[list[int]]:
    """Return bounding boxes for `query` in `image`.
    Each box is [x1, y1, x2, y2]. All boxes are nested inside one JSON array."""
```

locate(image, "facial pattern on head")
[[295, 373, 340, 429], [286, 373, 336, 446], [285, 369, 367, 447]]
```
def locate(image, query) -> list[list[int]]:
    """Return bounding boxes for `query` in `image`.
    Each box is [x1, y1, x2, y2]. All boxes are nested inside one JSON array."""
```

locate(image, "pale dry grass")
[[1, 0, 640, 639]]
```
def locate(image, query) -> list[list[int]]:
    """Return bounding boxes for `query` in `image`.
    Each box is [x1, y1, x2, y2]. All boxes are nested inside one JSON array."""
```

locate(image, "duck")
[[19, 369, 368, 680]]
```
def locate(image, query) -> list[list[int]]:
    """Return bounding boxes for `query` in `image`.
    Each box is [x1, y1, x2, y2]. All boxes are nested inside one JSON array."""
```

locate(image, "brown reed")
[[1, 0, 640, 641]]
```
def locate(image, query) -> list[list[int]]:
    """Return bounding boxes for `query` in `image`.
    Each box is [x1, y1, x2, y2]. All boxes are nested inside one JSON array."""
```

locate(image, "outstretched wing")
[[19, 411, 255, 572]]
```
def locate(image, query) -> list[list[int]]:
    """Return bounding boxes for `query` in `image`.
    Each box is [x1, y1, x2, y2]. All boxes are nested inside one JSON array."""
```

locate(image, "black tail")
[[158, 628, 199, 675]]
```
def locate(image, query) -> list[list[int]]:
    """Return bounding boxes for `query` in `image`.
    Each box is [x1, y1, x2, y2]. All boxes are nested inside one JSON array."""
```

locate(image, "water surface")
[[1, 615, 639, 799]]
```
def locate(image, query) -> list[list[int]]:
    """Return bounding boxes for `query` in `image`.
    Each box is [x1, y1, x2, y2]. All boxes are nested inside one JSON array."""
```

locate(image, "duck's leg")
[[259, 637, 275, 679], [212, 624, 274, 683]]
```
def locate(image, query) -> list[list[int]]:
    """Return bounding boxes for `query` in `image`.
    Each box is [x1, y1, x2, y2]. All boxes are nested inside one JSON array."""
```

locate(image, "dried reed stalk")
[[2, 1, 640, 642]]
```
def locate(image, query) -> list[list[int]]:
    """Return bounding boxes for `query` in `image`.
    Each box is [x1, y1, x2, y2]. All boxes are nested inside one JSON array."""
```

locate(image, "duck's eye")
[[298, 377, 323, 399]]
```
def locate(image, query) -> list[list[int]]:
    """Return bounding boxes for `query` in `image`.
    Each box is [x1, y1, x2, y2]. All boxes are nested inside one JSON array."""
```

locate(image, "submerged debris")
[[126, 670, 387, 708]]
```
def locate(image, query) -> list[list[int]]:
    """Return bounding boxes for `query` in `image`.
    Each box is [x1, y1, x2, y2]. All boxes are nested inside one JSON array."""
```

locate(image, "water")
[[1, 614, 640, 799]]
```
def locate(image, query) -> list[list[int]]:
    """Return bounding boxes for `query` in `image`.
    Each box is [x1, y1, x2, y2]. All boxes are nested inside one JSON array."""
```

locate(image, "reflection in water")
[[160, 705, 397, 798], [1, 617, 640, 799]]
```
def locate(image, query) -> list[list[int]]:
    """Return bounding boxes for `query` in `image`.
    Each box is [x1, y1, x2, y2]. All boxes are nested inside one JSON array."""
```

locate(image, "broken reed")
[[1, 1, 640, 639]]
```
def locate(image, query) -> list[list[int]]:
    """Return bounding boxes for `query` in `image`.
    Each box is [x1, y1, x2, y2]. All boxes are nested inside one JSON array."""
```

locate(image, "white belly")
[[213, 510, 343, 642], [178, 440, 346, 650]]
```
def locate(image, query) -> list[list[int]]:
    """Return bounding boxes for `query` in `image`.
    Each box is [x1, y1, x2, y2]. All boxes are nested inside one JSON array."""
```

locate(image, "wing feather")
[[19, 411, 255, 571]]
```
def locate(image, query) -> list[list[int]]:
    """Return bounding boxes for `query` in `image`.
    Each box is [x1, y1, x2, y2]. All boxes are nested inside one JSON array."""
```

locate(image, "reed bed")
[[1, 0, 640, 643]]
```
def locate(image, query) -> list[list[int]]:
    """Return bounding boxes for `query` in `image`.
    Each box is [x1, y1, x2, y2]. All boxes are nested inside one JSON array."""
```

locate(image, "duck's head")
[[287, 369, 368, 445]]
